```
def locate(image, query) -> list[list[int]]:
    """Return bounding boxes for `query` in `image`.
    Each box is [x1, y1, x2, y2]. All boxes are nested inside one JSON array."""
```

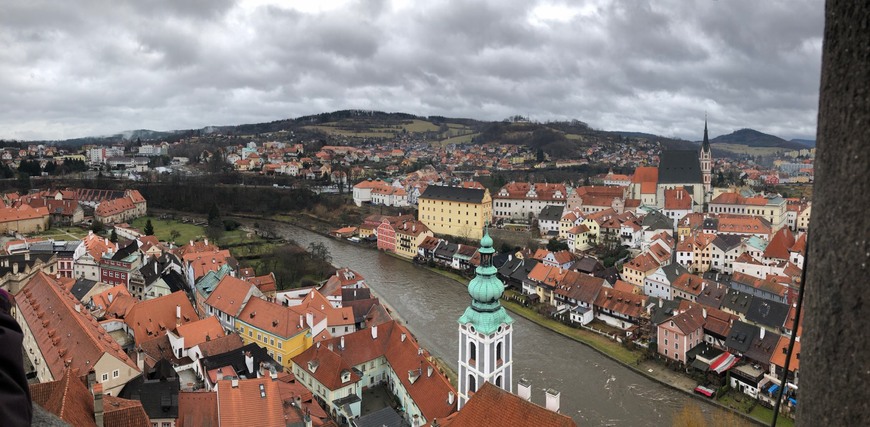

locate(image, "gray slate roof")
[[658, 150, 702, 184], [419, 185, 486, 203], [538, 205, 565, 222], [745, 298, 790, 329]]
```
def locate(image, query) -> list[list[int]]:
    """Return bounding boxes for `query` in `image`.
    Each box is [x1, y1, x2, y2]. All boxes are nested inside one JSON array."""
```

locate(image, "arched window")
[[496, 342, 503, 362], [468, 375, 476, 393], [495, 375, 502, 387], [469, 342, 477, 363]]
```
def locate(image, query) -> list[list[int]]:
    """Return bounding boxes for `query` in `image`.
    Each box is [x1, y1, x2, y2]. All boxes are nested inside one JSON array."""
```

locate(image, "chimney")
[[108, 293, 114, 303], [306, 312, 313, 327], [189, 240, 194, 247], [245, 352, 255, 376], [176, 305, 181, 319], [231, 377, 239, 388], [371, 325, 378, 340], [136, 348, 145, 371], [447, 391, 455, 405], [401, 333, 406, 342], [327, 343, 333, 351], [545, 389, 561, 413], [303, 408, 313, 427], [217, 368, 224, 381], [702, 308, 707, 319], [517, 379, 532, 401], [427, 366, 434, 377], [760, 328, 766, 340], [204, 238, 209, 246], [299, 315, 303, 328], [93, 382, 104, 427], [340, 336, 345, 350], [75, 303, 81, 313]]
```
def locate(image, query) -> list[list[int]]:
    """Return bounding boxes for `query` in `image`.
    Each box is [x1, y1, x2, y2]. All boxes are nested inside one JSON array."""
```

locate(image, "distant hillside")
[[711, 128, 806, 150], [790, 138, 816, 147]]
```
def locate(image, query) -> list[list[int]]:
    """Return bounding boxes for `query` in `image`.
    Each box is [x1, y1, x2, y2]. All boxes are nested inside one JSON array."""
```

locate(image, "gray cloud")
[[0, 0, 823, 141]]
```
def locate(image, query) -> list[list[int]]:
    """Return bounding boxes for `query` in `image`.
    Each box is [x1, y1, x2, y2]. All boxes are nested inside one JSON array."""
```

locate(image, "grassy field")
[[33, 226, 90, 240], [437, 132, 479, 145], [402, 119, 441, 132], [131, 217, 205, 244]]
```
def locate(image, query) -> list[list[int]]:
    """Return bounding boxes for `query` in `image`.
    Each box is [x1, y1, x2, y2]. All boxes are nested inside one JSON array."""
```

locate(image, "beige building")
[[417, 186, 492, 240], [0, 205, 50, 234], [15, 272, 141, 396]]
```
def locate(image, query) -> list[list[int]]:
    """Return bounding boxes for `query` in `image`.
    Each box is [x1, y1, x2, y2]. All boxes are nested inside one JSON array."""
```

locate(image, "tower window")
[[468, 375, 476, 393]]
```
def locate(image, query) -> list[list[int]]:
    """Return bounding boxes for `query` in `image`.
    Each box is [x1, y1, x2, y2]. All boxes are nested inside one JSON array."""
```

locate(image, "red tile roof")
[[204, 275, 257, 317], [664, 188, 692, 210], [30, 369, 97, 427], [764, 227, 796, 260], [175, 316, 226, 348], [237, 297, 314, 339], [103, 395, 152, 427], [594, 287, 648, 318], [177, 392, 218, 427], [125, 291, 199, 344], [17, 272, 139, 377], [496, 182, 568, 201], [439, 382, 575, 427], [0, 204, 49, 222], [216, 378, 286, 427]]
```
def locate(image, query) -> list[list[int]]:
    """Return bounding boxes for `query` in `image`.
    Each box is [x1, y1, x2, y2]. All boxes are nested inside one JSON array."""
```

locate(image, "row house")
[[352, 179, 393, 206], [593, 287, 648, 330], [657, 306, 705, 363], [74, 231, 118, 281], [709, 234, 744, 273], [235, 297, 322, 368], [27, 240, 79, 278], [533, 249, 575, 270], [566, 224, 592, 253], [0, 204, 50, 234], [492, 182, 568, 220], [622, 252, 661, 288], [203, 275, 265, 332], [730, 272, 789, 305], [643, 264, 689, 300], [94, 190, 147, 225], [371, 186, 409, 207], [559, 208, 585, 239], [675, 232, 717, 273], [99, 240, 142, 287], [537, 205, 564, 237]]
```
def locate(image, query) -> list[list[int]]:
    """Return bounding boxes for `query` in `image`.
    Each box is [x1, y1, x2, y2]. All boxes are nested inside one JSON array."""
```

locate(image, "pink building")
[[657, 306, 705, 363], [377, 219, 397, 252]]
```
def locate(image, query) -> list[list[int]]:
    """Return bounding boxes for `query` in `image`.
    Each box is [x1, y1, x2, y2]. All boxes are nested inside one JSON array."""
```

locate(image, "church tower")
[[700, 119, 713, 198], [457, 230, 513, 410]]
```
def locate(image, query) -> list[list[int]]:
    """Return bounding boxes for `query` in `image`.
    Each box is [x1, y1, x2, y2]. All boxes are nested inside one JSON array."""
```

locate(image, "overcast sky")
[[1, 0, 824, 141]]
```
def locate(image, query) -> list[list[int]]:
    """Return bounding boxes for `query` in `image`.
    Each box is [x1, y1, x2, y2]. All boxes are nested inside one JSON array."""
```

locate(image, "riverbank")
[[226, 212, 788, 426]]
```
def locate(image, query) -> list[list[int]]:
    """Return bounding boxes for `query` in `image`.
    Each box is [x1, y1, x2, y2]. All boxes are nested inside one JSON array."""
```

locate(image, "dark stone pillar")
[[799, 1, 870, 425]]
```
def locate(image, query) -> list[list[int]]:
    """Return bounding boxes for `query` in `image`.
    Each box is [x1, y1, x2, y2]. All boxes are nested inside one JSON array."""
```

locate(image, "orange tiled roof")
[[177, 392, 218, 427], [770, 336, 800, 371], [664, 188, 692, 210], [625, 253, 660, 273], [0, 204, 49, 222], [496, 182, 568, 201], [764, 227, 796, 260], [175, 316, 226, 348], [631, 166, 658, 184], [216, 378, 289, 427], [125, 291, 199, 344], [204, 275, 257, 317], [594, 287, 648, 318], [103, 395, 152, 427], [30, 369, 98, 427], [237, 297, 315, 339], [16, 272, 139, 378], [440, 382, 575, 427]]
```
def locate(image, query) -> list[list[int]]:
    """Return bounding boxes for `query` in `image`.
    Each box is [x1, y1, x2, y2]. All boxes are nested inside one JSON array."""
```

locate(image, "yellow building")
[[417, 186, 492, 240], [393, 220, 433, 259], [235, 297, 316, 368]]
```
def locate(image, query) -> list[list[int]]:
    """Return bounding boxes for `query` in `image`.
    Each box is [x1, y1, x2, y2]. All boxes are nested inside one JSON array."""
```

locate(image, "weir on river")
[[273, 222, 715, 426]]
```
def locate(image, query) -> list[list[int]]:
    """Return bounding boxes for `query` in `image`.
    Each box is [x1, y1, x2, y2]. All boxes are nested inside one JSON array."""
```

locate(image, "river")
[[274, 222, 707, 425]]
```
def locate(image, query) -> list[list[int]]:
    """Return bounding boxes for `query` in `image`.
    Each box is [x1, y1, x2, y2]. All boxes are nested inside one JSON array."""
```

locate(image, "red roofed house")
[[203, 275, 265, 331], [216, 377, 285, 427], [593, 287, 648, 330], [657, 306, 705, 363], [16, 272, 142, 396], [94, 190, 147, 225], [394, 220, 433, 260], [292, 320, 456, 426], [0, 204, 50, 234], [622, 252, 661, 287], [438, 382, 575, 427], [663, 188, 693, 228], [74, 231, 119, 281], [493, 182, 568, 219], [124, 291, 199, 345]]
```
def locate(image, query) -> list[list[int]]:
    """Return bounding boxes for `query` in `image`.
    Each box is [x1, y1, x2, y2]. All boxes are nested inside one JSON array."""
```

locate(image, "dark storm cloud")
[[0, 0, 823, 141]]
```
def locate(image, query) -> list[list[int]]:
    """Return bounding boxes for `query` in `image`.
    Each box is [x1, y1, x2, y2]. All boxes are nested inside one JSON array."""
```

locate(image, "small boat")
[[347, 237, 361, 243]]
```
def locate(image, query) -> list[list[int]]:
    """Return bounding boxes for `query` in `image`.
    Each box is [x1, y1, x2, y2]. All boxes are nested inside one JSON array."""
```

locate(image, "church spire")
[[702, 116, 711, 153]]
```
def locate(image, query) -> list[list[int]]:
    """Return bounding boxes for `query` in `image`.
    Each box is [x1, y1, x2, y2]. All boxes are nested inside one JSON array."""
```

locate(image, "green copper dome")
[[458, 229, 513, 335]]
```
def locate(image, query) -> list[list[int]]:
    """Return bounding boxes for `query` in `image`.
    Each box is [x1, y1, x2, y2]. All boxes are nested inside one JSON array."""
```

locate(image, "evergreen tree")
[[110, 228, 118, 243], [144, 219, 154, 236]]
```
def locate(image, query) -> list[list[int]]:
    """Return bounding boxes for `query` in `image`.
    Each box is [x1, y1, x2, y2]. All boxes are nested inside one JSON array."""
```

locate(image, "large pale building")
[[492, 182, 567, 220], [418, 185, 492, 240]]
